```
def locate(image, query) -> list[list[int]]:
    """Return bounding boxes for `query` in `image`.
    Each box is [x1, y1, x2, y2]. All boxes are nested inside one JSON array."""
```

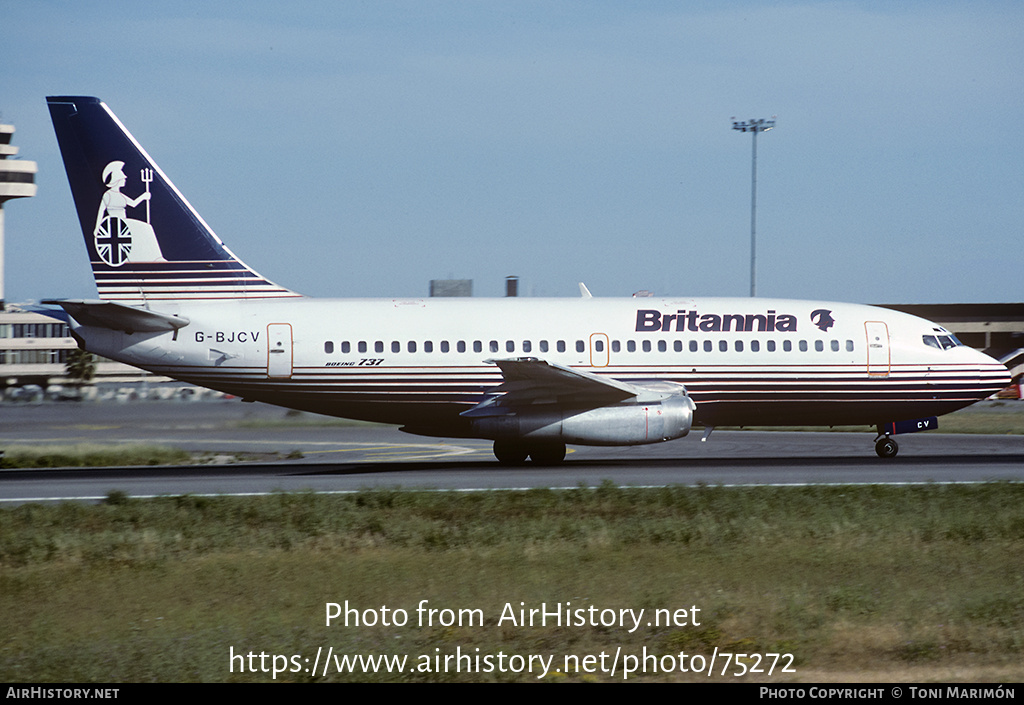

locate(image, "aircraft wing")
[[42, 299, 190, 334], [487, 358, 636, 400], [461, 357, 686, 417]]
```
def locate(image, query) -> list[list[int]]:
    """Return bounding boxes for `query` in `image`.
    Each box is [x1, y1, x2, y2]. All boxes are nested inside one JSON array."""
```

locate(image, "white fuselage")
[[72, 295, 1011, 437]]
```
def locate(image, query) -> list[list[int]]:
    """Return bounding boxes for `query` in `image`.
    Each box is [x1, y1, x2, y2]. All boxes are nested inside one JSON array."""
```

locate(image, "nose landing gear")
[[874, 434, 899, 459], [873, 417, 937, 458]]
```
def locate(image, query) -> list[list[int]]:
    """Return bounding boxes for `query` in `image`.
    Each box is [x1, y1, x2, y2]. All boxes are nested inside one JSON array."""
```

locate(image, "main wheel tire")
[[875, 436, 899, 459], [493, 439, 528, 465], [528, 441, 566, 466]]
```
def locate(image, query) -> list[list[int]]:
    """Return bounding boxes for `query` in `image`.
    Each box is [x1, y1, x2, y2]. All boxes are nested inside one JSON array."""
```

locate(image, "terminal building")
[[0, 306, 159, 399]]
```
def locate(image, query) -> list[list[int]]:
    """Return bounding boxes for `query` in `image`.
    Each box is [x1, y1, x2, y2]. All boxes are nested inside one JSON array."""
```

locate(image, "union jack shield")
[[94, 216, 132, 266]]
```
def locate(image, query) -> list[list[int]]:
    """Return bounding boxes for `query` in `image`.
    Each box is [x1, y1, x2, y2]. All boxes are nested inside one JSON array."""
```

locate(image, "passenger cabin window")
[[557, 341, 566, 353], [375, 341, 384, 353], [342, 342, 351, 353], [391, 341, 400, 353], [358, 341, 367, 353], [324, 341, 334, 354]]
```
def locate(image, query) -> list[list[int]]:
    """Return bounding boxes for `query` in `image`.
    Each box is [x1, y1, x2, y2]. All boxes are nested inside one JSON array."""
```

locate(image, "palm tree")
[[64, 349, 96, 395]]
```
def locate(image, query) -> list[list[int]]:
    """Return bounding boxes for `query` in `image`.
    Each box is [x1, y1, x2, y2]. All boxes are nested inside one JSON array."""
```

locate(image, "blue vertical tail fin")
[[46, 96, 299, 304]]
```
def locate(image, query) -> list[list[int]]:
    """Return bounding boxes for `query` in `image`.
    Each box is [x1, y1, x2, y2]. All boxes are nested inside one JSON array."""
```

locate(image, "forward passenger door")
[[865, 321, 890, 377]]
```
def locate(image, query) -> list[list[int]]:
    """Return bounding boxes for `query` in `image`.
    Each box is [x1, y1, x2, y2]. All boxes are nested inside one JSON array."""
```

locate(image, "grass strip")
[[1, 483, 1022, 682], [0, 443, 191, 469]]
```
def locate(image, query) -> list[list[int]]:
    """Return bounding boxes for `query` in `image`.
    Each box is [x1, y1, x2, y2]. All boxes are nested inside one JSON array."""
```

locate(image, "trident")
[[140, 168, 153, 224]]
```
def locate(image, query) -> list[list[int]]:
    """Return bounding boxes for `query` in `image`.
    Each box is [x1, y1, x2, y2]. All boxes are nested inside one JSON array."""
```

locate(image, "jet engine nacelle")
[[469, 395, 695, 446]]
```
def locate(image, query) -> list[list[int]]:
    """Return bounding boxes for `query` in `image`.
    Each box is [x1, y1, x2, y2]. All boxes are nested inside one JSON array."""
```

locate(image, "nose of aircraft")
[[972, 347, 1013, 399]]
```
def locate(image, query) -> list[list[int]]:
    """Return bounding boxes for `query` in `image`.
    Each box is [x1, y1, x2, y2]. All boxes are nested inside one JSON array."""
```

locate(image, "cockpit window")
[[924, 334, 962, 350]]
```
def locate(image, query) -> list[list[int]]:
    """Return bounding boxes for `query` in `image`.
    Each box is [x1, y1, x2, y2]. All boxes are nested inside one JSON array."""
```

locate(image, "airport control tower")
[[0, 123, 38, 309]]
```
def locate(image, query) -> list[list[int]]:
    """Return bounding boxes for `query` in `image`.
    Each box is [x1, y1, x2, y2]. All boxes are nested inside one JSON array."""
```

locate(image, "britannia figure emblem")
[[93, 161, 165, 266]]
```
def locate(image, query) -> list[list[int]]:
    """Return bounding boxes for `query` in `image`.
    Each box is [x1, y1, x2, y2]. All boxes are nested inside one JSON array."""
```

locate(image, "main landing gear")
[[493, 439, 567, 466], [874, 434, 899, 459]]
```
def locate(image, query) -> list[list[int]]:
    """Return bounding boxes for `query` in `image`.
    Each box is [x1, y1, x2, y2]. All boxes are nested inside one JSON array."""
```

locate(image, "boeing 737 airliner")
[[44, 96, 1010, 462]]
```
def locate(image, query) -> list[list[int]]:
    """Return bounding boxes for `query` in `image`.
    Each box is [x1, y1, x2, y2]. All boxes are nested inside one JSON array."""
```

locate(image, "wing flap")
[[489, 357, 636, 399], [461, 357, 687, 418]]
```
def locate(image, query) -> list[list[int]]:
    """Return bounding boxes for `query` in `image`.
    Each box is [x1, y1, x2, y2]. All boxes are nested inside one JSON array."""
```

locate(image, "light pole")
[[731, 117, 775, 297]]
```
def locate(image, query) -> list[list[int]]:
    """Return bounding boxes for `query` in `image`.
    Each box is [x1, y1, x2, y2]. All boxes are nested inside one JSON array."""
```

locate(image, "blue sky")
[[2, 1, 1022, 303]]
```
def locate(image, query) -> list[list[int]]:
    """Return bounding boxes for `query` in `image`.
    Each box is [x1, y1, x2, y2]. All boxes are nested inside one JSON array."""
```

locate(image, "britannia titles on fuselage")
[[635, 309, 799, 333]]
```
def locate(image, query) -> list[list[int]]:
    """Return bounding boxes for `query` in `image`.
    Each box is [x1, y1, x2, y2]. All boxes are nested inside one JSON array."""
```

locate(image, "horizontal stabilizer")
[[42, 299, 190, 334]]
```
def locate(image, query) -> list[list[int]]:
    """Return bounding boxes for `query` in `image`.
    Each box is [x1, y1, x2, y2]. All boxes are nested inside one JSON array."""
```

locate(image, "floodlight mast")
[[731, 117, 775, 297]]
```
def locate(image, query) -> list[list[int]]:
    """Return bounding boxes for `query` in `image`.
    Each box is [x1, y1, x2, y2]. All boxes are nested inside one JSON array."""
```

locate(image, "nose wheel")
[[874, 435, 899, 459]]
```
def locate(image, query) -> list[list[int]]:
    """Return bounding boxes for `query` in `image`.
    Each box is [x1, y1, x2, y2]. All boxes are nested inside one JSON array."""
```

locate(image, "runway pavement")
[[1, 400, 1023, 503]]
